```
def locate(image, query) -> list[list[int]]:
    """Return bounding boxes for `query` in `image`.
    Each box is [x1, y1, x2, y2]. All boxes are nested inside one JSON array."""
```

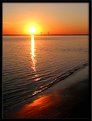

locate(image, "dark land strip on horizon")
[[3, 34, 88, 36]]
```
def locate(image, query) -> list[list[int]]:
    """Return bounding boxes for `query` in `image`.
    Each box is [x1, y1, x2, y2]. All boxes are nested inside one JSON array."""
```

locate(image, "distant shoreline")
[[3, 34, 88, 37]]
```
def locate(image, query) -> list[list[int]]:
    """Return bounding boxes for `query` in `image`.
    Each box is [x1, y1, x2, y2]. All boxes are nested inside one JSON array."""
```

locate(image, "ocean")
[[2, 35, 89, 118]]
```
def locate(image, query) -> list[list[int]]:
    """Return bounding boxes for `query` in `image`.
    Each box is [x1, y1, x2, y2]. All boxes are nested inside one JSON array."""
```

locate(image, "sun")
[[23, 23, 42, 35], [29, 27, 36, 34]]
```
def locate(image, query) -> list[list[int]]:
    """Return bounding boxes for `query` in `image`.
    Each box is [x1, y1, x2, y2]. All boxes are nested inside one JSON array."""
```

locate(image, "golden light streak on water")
[[31, 35, 36, 72]]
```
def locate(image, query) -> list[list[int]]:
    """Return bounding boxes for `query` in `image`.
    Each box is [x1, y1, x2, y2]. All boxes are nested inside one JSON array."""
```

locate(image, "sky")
[[3, 3, 89, 35]]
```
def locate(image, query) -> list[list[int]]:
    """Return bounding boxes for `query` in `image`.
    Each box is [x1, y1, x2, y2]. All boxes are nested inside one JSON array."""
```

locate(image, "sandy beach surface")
[[6, 66, 89, 119]]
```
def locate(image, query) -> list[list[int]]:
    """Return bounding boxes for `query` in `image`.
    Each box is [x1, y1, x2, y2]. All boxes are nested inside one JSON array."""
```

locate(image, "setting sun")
[[3, 3, 89, 119], [29, 27, 36, 34], [3, 3, 88, 35], [24, 23, 42, 35]]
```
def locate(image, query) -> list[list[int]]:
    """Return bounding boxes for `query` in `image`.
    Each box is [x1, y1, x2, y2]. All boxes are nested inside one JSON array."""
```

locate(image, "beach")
[[3, 3, 89, 119], [3, 35, 89, 119], [9, 65, 89, 119]]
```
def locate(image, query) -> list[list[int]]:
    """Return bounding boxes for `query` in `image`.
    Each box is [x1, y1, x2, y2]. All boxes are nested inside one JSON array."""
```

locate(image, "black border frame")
[[1, 0, 91, 120]]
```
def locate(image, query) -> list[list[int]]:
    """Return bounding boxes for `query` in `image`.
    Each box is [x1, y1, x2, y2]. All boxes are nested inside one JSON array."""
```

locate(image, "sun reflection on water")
[[30, 35, 36, 72]]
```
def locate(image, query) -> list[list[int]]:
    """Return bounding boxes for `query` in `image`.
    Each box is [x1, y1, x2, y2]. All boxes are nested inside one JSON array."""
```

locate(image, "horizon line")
[[3, 34, 88, 36]]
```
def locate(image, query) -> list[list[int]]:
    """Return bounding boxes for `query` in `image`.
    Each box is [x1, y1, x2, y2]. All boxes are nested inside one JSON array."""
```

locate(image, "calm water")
[[3, 35, 89, 118]]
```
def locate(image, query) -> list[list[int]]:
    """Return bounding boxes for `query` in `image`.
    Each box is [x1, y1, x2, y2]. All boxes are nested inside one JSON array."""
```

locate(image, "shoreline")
[[14, 79, 89, 119], [7, 65, 89, 119]]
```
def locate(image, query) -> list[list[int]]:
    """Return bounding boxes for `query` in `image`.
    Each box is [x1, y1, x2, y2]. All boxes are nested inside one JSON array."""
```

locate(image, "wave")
[[31, 63, 88, 97], [3, 62, 88, 111]]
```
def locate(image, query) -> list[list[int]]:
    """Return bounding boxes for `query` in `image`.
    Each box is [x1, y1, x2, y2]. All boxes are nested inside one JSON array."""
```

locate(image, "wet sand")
[[14, 79, 89, 119], [6, 66, 89, 119]]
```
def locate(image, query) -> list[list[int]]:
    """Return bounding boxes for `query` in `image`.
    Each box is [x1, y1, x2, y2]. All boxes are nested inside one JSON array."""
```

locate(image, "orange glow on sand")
[[15, 92, 63, 119]]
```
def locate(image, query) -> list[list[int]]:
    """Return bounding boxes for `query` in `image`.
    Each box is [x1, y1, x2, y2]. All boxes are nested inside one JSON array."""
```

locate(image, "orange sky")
[[3, 3, 89, 35]]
